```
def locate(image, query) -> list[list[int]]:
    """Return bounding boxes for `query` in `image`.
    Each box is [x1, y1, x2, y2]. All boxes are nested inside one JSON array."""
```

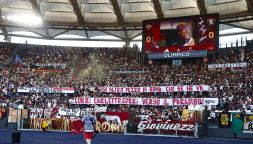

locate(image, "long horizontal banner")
[[137, 121, 195, 136], [17, 87, 74, 93], [71, 97, 219, 106], [148, 51, 207, 59], [100, 85, 209, 93], [208, 62, 247, 69]]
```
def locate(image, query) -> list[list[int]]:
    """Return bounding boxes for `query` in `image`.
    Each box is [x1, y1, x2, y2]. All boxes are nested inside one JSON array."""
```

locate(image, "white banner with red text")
[[100, 85, 209, 93], [71, 97, 218, 106]]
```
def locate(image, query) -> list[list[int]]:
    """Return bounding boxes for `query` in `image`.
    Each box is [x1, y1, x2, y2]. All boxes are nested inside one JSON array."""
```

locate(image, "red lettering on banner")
[[111, 98, 117, 104], [142, 98, 160, 105], [126, 88, 130, 93], [74, 98, 78, 104], [156, 99, 160, 105], [142, 99, 148, 105], [73, 97, 214, 106], [149, 99, 153, 105], [103, 98, 109, 104], [179, 99, 184, 105], [133, 98, 138, 104], [173, 99, 178, 105], [196, 85, 203, 91], [85, 97, 90, 104], [186, 85, 193, 91], [163, 99, 169, 106], [166, 86, 174, 92], [108, 98, 111, 104], [194, 99, 199, 105], [150, 87, 162, 92], [117, 97, 121, 104], [75, 97, 84, 104], [129, 98, 136, 105], [101, 98, 104, 104], [172, 98, 204, 105], [143, 87, 147, 92], [100, 98, 104, 104], [114, 87, 123, 93], [100, 87, 107, 92], [177, 86, 183, 92], [105, 98, 109, 104], [99, 85, 209, 93], [122, 98, 126, 104], [199, 99, 204, 104], [137, 87, 141, 92], [94, 98, 99, 104], [109, 87, 114, 93]]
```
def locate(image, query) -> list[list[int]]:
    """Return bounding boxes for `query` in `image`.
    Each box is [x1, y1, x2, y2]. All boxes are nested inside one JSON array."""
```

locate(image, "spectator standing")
[[82, 109, 97, 144]]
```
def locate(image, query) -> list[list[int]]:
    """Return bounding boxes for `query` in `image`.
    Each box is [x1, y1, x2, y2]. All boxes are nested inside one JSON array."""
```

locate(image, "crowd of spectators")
[[0, 42, 253, 122]]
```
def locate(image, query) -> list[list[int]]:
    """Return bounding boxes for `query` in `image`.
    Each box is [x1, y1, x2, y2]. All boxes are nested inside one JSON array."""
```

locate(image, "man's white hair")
[[85, 108, 93, 114]]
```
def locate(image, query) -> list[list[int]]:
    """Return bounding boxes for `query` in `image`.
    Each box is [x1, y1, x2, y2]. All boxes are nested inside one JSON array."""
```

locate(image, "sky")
[[0, 28, 252, 49]]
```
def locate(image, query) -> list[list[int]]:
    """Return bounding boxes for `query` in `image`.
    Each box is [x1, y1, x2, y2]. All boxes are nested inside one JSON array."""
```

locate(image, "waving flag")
[[15, 55, 22, 64]]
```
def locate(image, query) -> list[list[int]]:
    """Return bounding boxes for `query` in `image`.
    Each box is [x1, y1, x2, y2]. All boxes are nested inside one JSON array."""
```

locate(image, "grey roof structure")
[[0, 0, 252, 43]]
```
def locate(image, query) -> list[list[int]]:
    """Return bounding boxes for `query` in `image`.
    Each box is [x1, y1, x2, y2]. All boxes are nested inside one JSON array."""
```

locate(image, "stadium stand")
[[0, 41, 252, 121]]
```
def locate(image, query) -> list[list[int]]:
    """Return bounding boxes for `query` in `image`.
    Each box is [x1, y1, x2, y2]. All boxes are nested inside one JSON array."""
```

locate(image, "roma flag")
[[69, 120, 83, 134], [232, 112, 244, 133]]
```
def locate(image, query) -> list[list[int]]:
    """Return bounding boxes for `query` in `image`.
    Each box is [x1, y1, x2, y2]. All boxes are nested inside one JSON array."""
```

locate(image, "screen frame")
[[142, 13, 219, 53]]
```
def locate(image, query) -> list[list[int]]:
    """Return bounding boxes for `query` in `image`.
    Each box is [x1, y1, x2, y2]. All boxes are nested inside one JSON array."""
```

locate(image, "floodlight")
[[5, 14, 43, 27]]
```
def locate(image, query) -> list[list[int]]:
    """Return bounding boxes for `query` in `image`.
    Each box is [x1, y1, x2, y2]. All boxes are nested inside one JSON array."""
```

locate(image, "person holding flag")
[[231, 111, 244, 139]]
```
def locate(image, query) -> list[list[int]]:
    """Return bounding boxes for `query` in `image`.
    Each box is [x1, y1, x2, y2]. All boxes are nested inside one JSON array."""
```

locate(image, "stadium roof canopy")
[[0, 0, 253, 43]]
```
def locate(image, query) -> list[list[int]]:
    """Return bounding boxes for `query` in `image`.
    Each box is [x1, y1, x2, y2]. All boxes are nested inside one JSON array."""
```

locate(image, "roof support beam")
[[246, 0, 253, 12], [220, 13, 253, 24], [99, 30, 124, 40], [69, 0, 85, 25], [225, 23, 253, 31], [220, 31, 252, 37], [109, 0, 124, 25], [0, 11, 10, 42], [24, 28, 46, 37], [30, 0, 43, 17], [0, 26, 10, 42], [124, 30, 129, 40], [197, 0, 207, 14], [0, 23, 142, 31], [30, 0, 48, 38], [44, 28, 51, 39], [220, 11, 253, 20], [130, 32, 142, 40], [52, 29, 71, 38], [152, 0, 164, 19], [0, 32, 124, 42], [84, 29, 89, 39]]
